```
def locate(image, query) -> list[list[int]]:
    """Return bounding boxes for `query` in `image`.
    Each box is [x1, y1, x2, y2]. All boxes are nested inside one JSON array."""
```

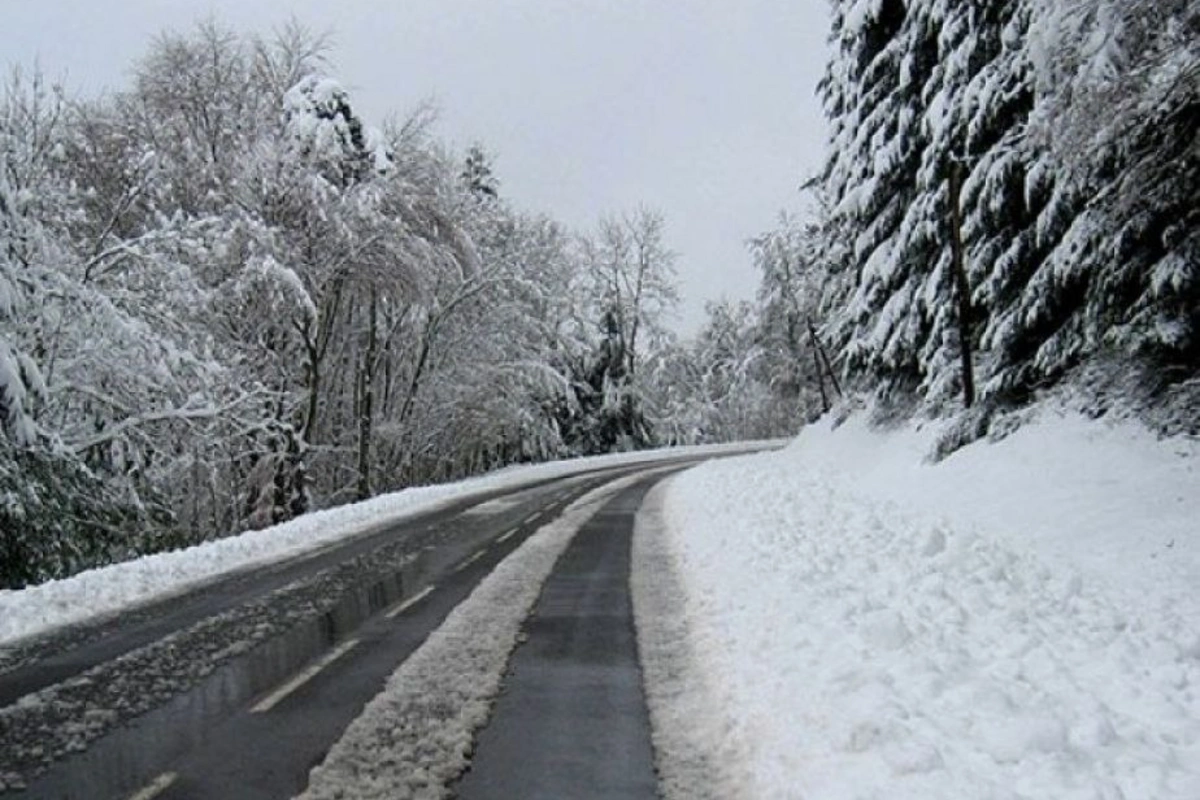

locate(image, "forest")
[[1, 0, 1196, 587]]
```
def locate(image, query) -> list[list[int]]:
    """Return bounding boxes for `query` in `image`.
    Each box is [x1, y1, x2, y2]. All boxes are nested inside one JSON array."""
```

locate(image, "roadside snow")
[[0, 441, 766, 648], [298, 469, 663, 800], [632, 478, 751, 800], [661, 408, 1200, 799]]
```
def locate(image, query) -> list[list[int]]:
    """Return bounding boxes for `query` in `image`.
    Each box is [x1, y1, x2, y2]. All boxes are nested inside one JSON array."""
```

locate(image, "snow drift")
[[658, 407, 1199, 798]]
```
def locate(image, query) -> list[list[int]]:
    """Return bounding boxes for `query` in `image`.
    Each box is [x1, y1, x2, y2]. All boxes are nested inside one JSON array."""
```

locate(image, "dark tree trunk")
[[807, 317, 842, 402], [948, 161, 976, 408], [355, 288, 378, 501]]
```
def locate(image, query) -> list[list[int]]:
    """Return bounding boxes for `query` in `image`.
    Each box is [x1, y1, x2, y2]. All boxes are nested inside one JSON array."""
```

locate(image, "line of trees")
[[657, 0, 1196, 452], [8, 2, 1184, 586], [733, 0, 1197, 427], [0, 22, 704, 587]]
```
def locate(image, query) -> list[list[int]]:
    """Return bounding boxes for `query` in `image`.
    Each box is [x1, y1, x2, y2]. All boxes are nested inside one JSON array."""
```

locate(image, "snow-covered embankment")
[[654, 409, 1199, 798]]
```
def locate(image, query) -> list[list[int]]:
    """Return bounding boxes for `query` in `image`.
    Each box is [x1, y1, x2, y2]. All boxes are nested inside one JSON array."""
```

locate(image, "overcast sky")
[[3, 0, 831, 334]]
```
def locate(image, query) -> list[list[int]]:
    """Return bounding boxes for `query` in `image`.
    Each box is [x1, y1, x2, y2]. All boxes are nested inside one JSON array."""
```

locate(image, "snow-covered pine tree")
[[820, 0, 936, 398], [816, 0, 1195, 408], [891, 0, 989, 404], [954, 0, 1089, 404], [822, 0, 1061, 406], [896, 0, 1073, 407], [283, 74, 384, 188], [1026, 0, 1199, 379], [461, 144, 500, 202]]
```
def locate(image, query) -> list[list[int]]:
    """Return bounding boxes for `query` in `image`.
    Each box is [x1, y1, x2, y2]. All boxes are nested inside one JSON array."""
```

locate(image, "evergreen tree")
[[816, 0, 1197, 409], [1026, 0, 1199, 376], [461, 144, 500, 202], [282, 74, 382, 187], [557, 308, 653, 455], [820, 0, 933, 396]]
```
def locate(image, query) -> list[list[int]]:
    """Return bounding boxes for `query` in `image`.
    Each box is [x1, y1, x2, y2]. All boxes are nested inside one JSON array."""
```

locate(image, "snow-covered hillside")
[[657, 408, 1199, 799]]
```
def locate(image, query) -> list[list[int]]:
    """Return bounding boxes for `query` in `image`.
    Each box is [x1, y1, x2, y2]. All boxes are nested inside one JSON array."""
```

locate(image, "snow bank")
[[632, 478, 751, 800], [299, 470, 657, 800], [0, 441, 770, 648], [661, 408, 1200, 798]]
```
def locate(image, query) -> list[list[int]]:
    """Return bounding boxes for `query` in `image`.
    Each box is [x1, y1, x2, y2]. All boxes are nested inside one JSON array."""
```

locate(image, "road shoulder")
[[631, 476, 750, 800]]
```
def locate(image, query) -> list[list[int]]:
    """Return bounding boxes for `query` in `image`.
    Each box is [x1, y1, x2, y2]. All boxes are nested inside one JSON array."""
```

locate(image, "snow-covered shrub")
[[0, 449, 154, 588]]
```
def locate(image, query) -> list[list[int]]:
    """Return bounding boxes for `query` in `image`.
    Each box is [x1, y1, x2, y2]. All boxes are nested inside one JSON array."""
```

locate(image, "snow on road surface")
[[0, 441, 766, 648], [299, 470, 665, 800], [659, 407, 1199, 799]]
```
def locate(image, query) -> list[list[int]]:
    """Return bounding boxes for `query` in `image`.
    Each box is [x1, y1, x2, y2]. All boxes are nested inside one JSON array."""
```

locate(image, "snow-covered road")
[[0, 441, 765, 650], [304, 469, 671, 800], [0, 447, 761, 798]]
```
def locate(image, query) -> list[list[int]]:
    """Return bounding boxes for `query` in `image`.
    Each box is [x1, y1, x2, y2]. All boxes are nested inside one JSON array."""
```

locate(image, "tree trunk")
[[355, 288, 378, 501], [300, 277, 345, 447], [948, 161, 976, 408], [397, 319, 435, 428], [811, 338, 830, 413], [807, 317, 843, 400], [301, 324, 321, 446]]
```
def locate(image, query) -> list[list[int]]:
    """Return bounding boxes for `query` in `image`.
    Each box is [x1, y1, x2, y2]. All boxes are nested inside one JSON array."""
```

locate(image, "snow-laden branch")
[[69, 392, 265, 454]]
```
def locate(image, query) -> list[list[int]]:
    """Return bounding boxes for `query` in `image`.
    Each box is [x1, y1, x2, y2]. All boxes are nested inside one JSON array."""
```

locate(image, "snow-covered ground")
[[8, 398, 1196, 799], [657, 407, 1199, 799], [0, 441, 767, 648]]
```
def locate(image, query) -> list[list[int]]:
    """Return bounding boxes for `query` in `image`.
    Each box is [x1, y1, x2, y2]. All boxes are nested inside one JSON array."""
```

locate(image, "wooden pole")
[[808, 317, 843, 399]]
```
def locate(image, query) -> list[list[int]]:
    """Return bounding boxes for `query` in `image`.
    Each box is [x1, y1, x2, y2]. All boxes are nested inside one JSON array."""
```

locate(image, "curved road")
[[455, 477, 660, 799], [0, 451, 757, 799]]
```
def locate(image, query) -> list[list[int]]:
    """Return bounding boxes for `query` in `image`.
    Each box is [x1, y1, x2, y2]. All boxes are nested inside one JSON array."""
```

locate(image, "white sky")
[[2, 0, 831, 335]]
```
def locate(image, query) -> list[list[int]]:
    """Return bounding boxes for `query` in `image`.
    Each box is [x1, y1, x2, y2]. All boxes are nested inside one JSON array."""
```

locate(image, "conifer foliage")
[[809, 0, 1198, 409]]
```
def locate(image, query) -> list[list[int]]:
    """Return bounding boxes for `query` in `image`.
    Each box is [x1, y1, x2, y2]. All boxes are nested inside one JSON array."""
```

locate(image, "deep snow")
[[658, 407, 1199, 799]]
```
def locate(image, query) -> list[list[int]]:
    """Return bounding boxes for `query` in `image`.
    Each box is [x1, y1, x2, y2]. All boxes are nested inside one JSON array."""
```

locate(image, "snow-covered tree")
[[0, 74, 50, 449], [461, 143, 500, 202], [552, 208, 679, 454], [0, 69, 160, 586], [0, 19, 696, 585], [283, 74, 388, 187], [642, 297, 805, 445], [1023, 0, 1199, 375], [820, 0, 937, 397], [750, 211, 838, 417], [815, 0, 1196, 411]]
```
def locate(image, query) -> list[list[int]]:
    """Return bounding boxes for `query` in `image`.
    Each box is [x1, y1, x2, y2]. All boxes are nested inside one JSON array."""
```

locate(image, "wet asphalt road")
[[0, 463, 657, 800], [0, 448, 767, 799], [455, 477, 660, 800]]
